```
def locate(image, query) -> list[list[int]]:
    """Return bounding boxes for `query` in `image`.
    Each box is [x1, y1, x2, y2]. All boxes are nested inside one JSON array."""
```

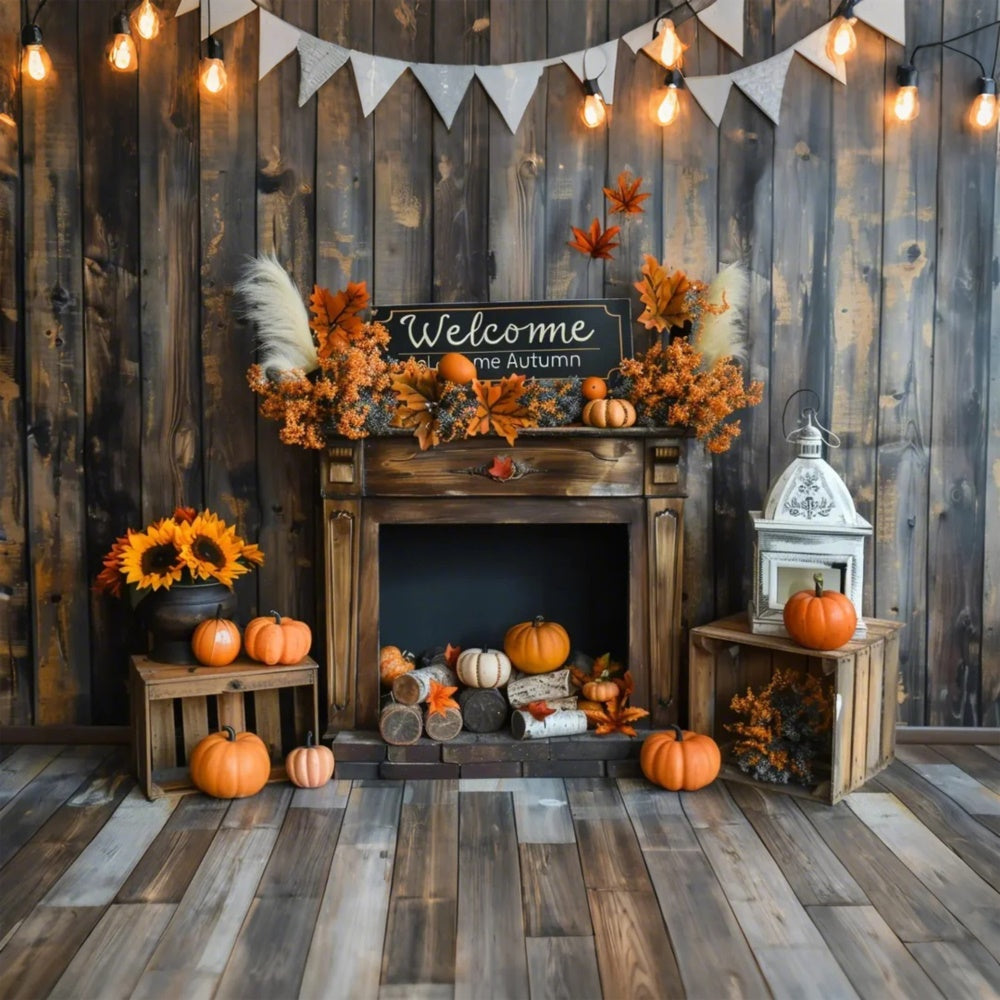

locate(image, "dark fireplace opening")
[[378, 522, 630, 664]]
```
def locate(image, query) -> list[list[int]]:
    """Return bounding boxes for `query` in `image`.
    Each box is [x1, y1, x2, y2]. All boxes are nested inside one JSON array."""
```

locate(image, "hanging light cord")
[[905, 18, 1000, 72], [27, 0, 48, 26]]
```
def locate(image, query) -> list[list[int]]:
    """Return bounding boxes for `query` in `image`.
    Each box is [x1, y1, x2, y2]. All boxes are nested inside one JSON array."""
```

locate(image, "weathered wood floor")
[[0, 742, 998, 999]]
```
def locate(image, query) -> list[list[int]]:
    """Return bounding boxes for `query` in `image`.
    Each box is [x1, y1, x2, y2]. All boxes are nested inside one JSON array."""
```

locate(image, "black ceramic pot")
[[139, 581, 238, 664]]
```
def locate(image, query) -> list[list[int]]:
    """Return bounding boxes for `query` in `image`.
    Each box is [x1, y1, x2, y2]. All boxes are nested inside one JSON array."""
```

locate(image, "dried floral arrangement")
[[725, 668, 833, 786], [241, 172, 762, 453]]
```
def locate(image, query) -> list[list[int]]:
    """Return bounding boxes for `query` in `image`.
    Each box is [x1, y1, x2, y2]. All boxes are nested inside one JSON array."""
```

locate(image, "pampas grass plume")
[[693, 263, 749, 367], [235, 253, 317, 377]]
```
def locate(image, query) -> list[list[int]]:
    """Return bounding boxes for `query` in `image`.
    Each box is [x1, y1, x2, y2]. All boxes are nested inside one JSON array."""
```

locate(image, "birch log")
[[392, 665, 458, 705], [424, 705, 463, 742], [511, 709, 588, 740], [379, 702, 423, 745], [506, 669, 572, 708]]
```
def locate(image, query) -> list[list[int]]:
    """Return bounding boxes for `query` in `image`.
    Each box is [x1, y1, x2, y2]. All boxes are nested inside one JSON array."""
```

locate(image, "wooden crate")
[[688, 614, 903, 805], [130, 655, 320, 799]]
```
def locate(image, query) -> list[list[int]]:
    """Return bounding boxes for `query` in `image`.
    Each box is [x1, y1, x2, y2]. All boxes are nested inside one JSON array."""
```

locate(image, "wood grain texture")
[[907, 938, 1000, 998], [525, 935, 602, 1000], [519, 842, 591, 937]]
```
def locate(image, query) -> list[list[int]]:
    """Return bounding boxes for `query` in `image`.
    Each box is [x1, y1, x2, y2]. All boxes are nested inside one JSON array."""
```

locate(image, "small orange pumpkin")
[[782, 573, 858, 650], [191, 605, 242, 667], [285, 731, 335, 788], [582, 397, 636, 428], [581, 376, 608, 401], [640, 725, 721, 791], [503, 616, 571, 674], [189, 725, 271, 798], [582, 679, 619, 702], [437, 352, 478, 384], [380, 645, 415, 687], [244, 611, 312, 665]]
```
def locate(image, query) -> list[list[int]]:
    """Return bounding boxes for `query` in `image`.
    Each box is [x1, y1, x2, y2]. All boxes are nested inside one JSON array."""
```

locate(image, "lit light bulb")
[[650, 69, 684, 127], [826, 16, 858, 61], [201, 58, 226, 94], [132, 0, 161, 41], [656, 18, 686, 70], [107, 13, 137, 72], [969, 78, 998, 130], [20, 23, 52, 82], [893, 64, 919, 123], [580, 80, 606, 129]]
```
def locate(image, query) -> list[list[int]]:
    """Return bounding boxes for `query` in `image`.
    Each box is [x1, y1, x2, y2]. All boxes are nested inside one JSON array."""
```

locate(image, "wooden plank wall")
[[0, 0, 997, 730]]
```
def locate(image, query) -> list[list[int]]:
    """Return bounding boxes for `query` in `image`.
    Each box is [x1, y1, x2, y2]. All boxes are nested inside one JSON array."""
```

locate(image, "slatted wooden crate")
[[130, 655, 319, 799], [688, 614, 903, 805]]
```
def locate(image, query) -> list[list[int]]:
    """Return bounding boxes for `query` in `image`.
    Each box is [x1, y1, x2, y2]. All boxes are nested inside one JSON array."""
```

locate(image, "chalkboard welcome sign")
[[371, 299, 633, 379]]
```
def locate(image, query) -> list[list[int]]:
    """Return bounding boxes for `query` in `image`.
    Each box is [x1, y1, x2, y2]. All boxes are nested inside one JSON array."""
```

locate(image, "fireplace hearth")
[[320, 429, 686, 777]]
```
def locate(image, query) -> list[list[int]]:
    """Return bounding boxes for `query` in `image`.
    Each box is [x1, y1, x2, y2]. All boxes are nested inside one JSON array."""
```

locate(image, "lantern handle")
[[781, 389, 840, 449]]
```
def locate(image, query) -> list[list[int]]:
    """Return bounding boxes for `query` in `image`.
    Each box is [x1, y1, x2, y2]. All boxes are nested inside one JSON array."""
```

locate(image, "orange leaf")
[[427, 679, 459, 716], [568, 218, 621, 260], [444, 643, 462, 669], [391, 366, 443, 450], [470, 375, 531, 446], [582, 697, 649, 736], [526, 700, 556, 721], [634, 255, 695, 333], [487, 455, 514, 480], [614, 669, 635, 704], [603, 171, 650, 215], [311, 281, 370, 359]]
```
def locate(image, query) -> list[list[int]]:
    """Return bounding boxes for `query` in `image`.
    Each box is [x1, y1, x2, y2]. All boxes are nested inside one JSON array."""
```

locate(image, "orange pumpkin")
[[503, 616, 571, 674], [582, 397, 636, 428], [437, 352, 478, 384], [244, 611, 312, 665], [782, 573, 858, 650], [582, 679, 619, 702], [189, 726, 271, 798], [191, 606, 241, 667], [380, 645, 415, 687], [581, 376, 608, 401], [640, 725, 721, 791], [285, 731, 335, 788]]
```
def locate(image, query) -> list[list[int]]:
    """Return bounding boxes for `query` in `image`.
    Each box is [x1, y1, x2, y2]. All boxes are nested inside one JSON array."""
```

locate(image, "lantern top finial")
[[787, 407, 838, 460]]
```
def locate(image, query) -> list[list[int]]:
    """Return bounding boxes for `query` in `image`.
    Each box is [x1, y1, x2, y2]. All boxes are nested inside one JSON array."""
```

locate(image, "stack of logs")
[[379, 659, 588, 746]]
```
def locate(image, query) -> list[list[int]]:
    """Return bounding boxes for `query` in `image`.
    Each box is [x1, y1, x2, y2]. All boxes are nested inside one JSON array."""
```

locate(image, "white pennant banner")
[[259, 8, 301, 81], [855, 0, 907, 47], [475, 62, 547, 134], [686, 74, 735, 127], [411, 63, 477, 129], [696, 0, 745, 57], [794, 24, 847, 85], [351, 51, 410, 118], [560, 39, 620, 105], [731, 46, 795, 124], [298, 35, 350, 106]]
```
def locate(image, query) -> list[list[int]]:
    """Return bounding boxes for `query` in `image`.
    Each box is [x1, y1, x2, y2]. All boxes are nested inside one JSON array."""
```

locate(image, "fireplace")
[[320, 429, 686, 776]]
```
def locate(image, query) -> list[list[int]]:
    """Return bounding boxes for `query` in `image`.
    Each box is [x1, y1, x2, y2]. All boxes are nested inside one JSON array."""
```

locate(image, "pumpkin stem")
[[306, 731, 314, 747], [223, 725, 237, 742], [268, 610, 282, 624], [215, 603, 224, 619], [813, 573, 824, 597], [669, 724, 685, 742], [532, 615, 545, 627]]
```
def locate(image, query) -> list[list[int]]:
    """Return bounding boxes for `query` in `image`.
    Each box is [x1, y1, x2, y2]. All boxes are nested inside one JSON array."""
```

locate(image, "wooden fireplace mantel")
[[319, 429, 688, 741]]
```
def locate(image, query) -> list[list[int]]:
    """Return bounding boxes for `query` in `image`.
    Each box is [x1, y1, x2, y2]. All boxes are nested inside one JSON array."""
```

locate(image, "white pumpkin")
[[456, 647, 512, 689]]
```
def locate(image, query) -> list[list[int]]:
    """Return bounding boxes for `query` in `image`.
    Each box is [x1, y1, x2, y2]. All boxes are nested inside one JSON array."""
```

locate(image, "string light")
[[826, 0, 858, 62], [650, 69, 684, 127], [893, 64, 919, 122], [579, 47, 608, 129], [108, 11, 138, 73], [200, 0, 227, 95], [652, 16, 687, 70], [969, 77, 998, 129], [20, 0, 52, 83], [131, 0, 162, 41]]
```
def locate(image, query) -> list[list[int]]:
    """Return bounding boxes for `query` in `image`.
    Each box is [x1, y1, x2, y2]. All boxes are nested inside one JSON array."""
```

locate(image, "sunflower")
[[94, 534, 129, 597], [177, 512, 250, 587], [239, 542, 266, 568], [119, 520, 185, 592]]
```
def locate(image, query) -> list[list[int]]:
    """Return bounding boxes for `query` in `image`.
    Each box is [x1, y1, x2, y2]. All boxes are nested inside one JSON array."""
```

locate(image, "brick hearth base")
[[331, 731, 648, 780]]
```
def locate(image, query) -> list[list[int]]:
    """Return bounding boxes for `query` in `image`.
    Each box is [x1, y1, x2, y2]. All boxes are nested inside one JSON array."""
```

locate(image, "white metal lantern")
[[748, 409, 871, 637]]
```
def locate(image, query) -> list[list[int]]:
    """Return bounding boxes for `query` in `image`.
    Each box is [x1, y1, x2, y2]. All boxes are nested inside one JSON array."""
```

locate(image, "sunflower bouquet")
[[94, 506, 264, 602]]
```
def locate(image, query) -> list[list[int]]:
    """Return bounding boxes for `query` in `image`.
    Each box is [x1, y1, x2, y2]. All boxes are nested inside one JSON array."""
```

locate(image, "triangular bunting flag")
[[560, 39, 619, 104], [475, 62, 546, 134], [411, 63, 476, 129], [350, 51, 410, 118], [623, 18, 658, 55], [176, 0, 198, 15], [686, 74, 734, 127], [793, 25, 846, 85], [259, 9, 301, 81], [731, 47, 794, 124], [696, 0, 745, 57], [298, 35, 350, 106], [854, 0, 907, 47], [198, 0, 256, 39]]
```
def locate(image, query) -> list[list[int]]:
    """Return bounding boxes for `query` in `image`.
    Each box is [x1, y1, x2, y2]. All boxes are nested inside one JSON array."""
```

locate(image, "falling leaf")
[[391, 366, 443, 450], [604, 171, 650, 214], [567, 218, 621, 260], [582, 697, 650, 737], [469, 375, 531, 446], [444, 643, 462, 669], [487, 455, 515, 480], [634, 255, 695, 333], [310, 281, 370, 358], [526, 700, 556, 721], [427, 679, 459, 716]]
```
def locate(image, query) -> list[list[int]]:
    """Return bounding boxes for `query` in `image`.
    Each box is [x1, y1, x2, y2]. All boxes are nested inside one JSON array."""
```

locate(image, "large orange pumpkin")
[[582, 397, 636, 428], [503, 616, 571, 674], [285, 731, 335, 788], [189, 726, 271, 798], [191, 606, 241, 667], [782, 573, 857, 650], [244, 611, 312, 665], [641, 726, 721, 791]]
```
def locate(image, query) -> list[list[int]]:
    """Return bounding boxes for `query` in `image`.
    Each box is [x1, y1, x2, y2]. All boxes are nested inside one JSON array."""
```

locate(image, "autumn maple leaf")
[[567, 218, 621, 260], [582, 697, 650, 737], [391, 364, 443, 450], [469, 376, 531, 446], [525, 700, 556, 721], [444, 643, 462, 669], [604, 171, 650, 215], [634, 255, 697, 333], [427, 679, 459, 716], [311, 281, 370, 359], [487, 455, 515, 480]]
